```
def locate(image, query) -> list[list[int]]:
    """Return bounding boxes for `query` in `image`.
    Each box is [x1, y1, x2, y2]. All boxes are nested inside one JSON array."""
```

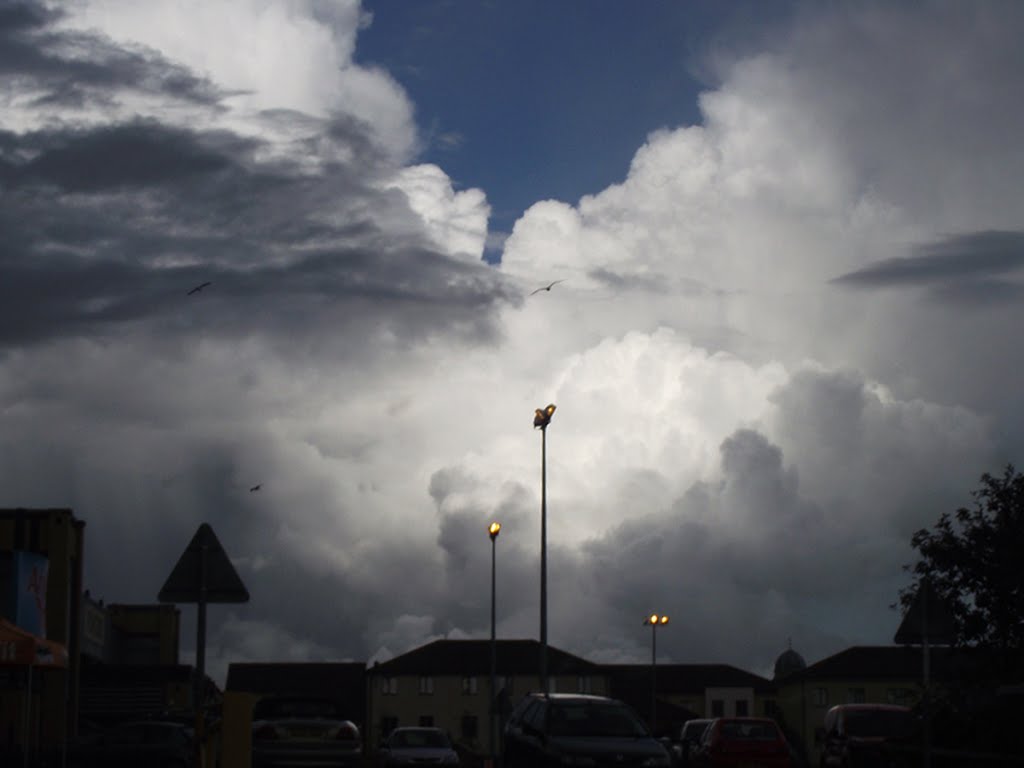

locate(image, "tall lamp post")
[[644, 613, 669, 735], [533, 403, 556, 693], [488, 521, 501, 765]]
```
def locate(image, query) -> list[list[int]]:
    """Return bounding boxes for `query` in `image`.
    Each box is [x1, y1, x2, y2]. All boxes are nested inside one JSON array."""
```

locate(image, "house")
[[366, 638, 608, 760], [604, 662, 777, 737]]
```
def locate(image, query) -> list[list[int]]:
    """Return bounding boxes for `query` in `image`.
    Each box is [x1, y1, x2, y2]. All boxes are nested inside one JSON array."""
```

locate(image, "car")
[[251, 696, 362, 768], [691, 717, 791, 768], [677, 719, 713, 765], [503, 692, 673, 767], [819, 704, 916, 768], [377, 726, 460, 766]]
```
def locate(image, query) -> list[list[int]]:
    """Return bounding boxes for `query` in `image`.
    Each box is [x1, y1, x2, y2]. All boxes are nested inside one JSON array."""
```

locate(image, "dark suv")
[[819, 704, 916, 768], [503, 692, 672, 767]]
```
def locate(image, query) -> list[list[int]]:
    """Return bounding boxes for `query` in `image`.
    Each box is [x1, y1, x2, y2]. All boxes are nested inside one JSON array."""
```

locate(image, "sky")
[[2, 0, 1024, 686]]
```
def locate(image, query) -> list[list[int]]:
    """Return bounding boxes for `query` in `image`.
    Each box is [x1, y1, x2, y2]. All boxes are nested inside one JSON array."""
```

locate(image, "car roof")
[[828, 704, 912, 713], [523, 692, 622, 703]]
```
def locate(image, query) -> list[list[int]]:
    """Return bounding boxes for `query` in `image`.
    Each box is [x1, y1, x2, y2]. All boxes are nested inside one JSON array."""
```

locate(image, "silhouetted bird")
[[530, 279, 566, 296], [249, 484, 261, 492], [187, 281, 212, 295]]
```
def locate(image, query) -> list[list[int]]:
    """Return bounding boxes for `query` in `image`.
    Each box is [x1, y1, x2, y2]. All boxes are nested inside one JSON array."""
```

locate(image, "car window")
[[253, 698, 344, 720], [523, 700, 546, 731], [844, 710, 913, 738], [548, 701, 648, 738], [391, 729, 450, 748], [720, 721, 779, 741]]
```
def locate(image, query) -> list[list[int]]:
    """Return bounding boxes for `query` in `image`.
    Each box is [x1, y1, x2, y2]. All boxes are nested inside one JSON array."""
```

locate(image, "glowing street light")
[[644, 613, 670, 734], [534, 403, 556, 693]]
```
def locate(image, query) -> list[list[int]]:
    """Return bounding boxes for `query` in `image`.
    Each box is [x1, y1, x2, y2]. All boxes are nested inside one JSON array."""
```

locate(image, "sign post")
[[159, 523, 249, 767]]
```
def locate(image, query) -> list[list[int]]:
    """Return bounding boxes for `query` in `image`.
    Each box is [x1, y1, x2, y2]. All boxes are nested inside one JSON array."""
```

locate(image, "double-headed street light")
[[488, 522, 501, 765], [644, 613, 669, 735], [534, 403, 556, 693]]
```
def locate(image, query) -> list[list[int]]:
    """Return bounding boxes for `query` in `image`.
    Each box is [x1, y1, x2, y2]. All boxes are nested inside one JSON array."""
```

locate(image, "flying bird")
[[249, 484, 261, 492], [187, 281, 212, 295], [530, 279, 566, 296]]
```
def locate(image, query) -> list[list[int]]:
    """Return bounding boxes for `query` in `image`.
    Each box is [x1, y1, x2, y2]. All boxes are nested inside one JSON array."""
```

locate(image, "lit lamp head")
[[533, 403, 557, 429], [489, 522, 501, 541], [644, 613, 669, 626]]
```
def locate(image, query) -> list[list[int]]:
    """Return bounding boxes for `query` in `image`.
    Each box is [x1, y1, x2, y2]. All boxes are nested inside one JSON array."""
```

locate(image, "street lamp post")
[[644, 613, 669, 735], [489, 522, 501, 765], [533, 403, 556, 694]]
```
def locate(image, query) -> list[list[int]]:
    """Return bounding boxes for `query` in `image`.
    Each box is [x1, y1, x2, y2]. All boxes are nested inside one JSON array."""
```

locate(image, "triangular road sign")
[[158, 523, 249, 604], [894, 578, 955, 645]]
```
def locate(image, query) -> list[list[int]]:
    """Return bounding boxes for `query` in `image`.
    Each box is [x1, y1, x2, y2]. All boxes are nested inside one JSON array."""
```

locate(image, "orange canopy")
[[0, 618, 67, 667]]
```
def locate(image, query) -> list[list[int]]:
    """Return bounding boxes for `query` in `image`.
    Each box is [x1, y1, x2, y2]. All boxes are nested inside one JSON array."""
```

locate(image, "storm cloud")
[[2, 0, 1023, 685]]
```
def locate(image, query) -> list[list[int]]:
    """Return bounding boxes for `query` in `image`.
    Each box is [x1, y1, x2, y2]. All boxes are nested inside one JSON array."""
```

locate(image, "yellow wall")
[[220, 690, 260, 768]]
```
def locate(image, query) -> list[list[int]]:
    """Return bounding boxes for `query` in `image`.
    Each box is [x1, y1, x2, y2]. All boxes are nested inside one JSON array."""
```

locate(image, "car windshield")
[[720, 721, 779, 741], [845, 710, 914, 738], [390, 730, 450, 748], [548, 701, 648, 738]]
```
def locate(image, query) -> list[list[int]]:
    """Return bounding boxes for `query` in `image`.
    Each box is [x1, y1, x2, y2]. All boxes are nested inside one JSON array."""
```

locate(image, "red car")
[[693, 717, 792, 768]]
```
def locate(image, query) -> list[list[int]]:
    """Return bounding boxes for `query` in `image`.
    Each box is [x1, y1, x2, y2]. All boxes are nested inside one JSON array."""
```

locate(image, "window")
[[577, 676, 592, 694], [711, 700, 725, 717], [381, 677, 398, 695], [501, 676, 513, 696], [847, 688, 866, 704], [813, 688, 829, 708], [419, 715, 434, 727], [886, 688, 912, 706], [380, 716, 398, 737], [735, 700, 749, 717], [461, 715, 479, 741], [462, 676, 478, 695], [419, 676, 434, 695]]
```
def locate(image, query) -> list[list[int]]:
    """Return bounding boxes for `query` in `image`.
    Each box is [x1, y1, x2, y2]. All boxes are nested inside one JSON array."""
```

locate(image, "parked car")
[[677, 718, 713, 766], [251, 696, 362, 768], [503, 692, 672, 767], [692, 717, 792, 768], [378, 726, 460, 767], [819, 704, 916, 768], [67, 719, 195, 768]]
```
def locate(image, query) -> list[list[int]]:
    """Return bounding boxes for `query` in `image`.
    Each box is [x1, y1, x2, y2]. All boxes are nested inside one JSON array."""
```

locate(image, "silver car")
[[251, 696, 362, 768], [378, 727, 460, 767]]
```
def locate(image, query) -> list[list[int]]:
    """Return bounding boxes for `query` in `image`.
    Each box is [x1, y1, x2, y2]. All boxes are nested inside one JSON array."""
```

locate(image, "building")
[[0, 507, 85, 765], [367, 638, 609, 760], [605, 662, 777, 737]]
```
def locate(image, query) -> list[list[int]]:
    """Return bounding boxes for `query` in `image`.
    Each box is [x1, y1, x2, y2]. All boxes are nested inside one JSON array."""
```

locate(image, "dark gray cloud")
[[0, 0, 222, 107], [833, 230, 1024, 290]]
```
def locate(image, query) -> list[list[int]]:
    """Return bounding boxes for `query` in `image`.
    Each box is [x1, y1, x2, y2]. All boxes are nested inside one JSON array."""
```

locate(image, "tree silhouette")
[[902, 464, 1024, 653]]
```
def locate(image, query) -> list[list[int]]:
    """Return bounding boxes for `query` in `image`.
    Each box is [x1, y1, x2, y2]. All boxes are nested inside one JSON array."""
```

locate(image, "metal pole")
[[651, 623, 657, 735], [196, 543, 208, 768], [490, 534, 497, 764], [540, 424, 548, 694]]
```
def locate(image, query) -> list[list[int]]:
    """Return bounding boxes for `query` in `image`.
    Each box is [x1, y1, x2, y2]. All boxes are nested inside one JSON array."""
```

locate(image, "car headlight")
[[640, 756, 671, 767], [442, 753, 460, 765]]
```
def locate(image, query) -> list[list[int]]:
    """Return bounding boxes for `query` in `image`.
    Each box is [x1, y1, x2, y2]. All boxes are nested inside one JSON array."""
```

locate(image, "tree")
[[902, 464, 1024, 652]]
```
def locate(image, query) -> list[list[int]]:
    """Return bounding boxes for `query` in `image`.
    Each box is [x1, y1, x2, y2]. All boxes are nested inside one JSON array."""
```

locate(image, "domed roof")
[[773, 646, 807, 680]]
